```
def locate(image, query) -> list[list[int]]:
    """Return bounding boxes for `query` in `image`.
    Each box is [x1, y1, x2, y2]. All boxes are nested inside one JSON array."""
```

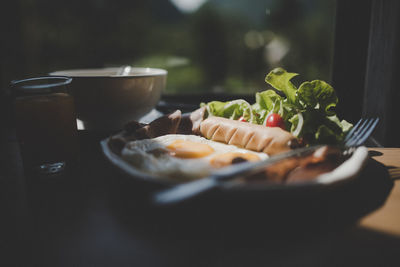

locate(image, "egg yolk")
[[210, 152, 260, 168], [166, 140, 214, 158]]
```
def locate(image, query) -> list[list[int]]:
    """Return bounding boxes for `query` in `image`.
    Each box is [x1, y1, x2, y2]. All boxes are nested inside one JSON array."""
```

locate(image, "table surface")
[[2, 128, 400, 267], [359, 148, 400, 236]]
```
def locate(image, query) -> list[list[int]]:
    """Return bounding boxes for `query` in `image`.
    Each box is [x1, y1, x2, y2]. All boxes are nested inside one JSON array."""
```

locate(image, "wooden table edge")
[[358, 147, 400, 236]]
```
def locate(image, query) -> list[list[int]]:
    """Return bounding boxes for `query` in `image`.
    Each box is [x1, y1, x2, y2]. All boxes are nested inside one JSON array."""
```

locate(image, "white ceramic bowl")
[[50, 67, 167, 131]]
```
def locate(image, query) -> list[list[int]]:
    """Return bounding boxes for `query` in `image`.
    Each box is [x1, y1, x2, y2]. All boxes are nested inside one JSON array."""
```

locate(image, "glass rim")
[[10, 76, 73, 93]]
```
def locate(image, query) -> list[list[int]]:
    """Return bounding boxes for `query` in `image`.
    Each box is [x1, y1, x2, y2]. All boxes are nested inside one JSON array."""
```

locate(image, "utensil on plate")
[[117, 65, 132, 76], [153, 117, 380, 205], [343, 118, 380, 147]]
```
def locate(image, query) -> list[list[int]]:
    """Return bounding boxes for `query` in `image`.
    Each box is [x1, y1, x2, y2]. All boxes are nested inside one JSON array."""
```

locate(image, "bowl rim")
[[49, 67, 167, 78]]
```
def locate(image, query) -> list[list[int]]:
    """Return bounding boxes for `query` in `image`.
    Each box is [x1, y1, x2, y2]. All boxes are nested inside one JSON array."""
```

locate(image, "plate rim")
[[101, 137, 369, 190]]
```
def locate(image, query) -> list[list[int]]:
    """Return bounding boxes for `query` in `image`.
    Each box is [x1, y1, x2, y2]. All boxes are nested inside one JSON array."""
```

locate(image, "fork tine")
[[343, 118, 363, 142], [345, 118, 372, 147], [345, 118, 379, 147], [344, 118, 367, 145], [353, 118, 379, 146]]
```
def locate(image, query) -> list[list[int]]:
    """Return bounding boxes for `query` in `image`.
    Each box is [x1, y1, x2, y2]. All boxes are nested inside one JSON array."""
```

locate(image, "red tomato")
[[265, 113, 285, 130], [238, 116, 247, 122]]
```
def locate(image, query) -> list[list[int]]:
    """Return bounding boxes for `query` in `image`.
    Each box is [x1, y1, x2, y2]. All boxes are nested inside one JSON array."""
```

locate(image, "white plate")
[[101, 137, 369, 189]]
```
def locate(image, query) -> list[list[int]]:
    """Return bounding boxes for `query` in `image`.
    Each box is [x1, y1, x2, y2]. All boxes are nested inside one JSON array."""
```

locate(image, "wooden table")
[[360, 148, 400, 236]]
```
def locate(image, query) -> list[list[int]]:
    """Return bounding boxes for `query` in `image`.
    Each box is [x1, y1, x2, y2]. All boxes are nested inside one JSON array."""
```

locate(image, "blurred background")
[[0, 0, 336, 95]]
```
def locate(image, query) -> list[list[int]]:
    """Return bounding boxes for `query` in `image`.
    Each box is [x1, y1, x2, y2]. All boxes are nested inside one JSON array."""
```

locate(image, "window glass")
[[2, 0, 336, 95]]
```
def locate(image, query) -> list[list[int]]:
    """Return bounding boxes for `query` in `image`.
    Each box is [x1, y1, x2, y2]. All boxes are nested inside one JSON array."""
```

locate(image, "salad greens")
[[201, 67, 352, 144]]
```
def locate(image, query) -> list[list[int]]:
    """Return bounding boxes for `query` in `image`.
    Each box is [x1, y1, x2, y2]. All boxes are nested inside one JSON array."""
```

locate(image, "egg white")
[[121, 134, 268, 181]]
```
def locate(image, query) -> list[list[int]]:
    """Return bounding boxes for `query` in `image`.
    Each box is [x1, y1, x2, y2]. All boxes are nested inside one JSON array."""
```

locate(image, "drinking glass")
[[12, 76, 78, 175]]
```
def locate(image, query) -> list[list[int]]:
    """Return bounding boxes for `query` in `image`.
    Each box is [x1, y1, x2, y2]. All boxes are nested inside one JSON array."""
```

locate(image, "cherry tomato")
[[265, 113, 285, 130], [238, 116, 247, 122]]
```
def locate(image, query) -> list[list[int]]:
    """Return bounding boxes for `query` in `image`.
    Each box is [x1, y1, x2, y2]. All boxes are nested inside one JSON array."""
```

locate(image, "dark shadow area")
[[108, 155, 393, 239], [3, 123, 397, 266], [3, 0, 400, 266], [368, 150, 383, 157]]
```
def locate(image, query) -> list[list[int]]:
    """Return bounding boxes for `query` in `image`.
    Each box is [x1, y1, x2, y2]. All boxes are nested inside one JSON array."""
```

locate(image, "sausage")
[[199, 116, 298, 155], [109, 108, 299, 156]]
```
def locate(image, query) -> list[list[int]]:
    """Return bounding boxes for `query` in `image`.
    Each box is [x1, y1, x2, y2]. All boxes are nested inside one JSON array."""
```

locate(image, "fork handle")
[[153, 178, 218, 205]]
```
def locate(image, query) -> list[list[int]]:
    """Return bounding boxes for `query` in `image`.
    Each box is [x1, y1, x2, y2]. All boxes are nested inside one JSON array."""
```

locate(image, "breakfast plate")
[[99, 68, 385, 231], [99, 108, 379, 233], [102, 133, 374, 232], [101, 67, 376, 202], [101, 131, 369, 190]]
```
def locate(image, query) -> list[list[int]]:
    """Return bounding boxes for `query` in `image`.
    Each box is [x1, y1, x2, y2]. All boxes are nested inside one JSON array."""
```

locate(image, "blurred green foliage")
[[0, 0, 336, 95]]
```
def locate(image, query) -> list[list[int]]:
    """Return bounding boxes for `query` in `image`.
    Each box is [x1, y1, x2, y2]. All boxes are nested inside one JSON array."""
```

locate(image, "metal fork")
[[343, 118, 380, 147], [153, 118, 380, 205]]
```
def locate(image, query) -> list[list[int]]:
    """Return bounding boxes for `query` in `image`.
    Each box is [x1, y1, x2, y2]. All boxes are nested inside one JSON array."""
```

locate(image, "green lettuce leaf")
[[202, 101, 226, 116], [255, 90, 283, 112], [308, 115, 353, 144], [315, 125, 339, 144], [252, 90, 283, 123], [265, 67, 298, 104], [202, 100, 256, 123], [340, 119, 353, 134], [297, 80, 338, 115], [202, 67, 353, 145]]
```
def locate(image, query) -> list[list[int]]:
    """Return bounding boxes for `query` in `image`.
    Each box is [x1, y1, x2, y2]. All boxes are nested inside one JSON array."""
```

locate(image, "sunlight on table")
[[360, 148, 400, 236]]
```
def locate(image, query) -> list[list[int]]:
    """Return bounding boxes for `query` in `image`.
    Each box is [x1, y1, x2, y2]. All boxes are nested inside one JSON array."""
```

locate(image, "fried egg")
[[121, 134, 268, 181]]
